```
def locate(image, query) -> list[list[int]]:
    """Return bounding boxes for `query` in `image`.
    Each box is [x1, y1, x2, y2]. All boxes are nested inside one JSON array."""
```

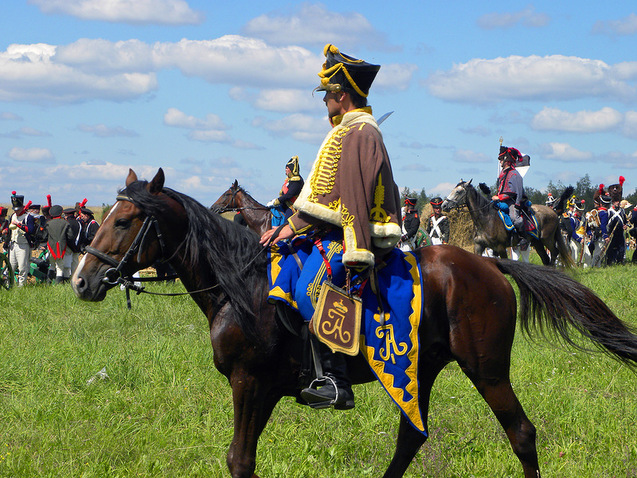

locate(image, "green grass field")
[[1, 262, 636, 477]]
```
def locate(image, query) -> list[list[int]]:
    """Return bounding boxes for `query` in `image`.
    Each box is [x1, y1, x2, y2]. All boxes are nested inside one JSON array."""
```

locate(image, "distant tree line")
[[401, 174, 637, 212]]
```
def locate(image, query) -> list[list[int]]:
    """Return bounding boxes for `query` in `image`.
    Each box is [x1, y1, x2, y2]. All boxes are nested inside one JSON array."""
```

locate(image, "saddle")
[[268, 246, 428, 435], [494, 202, 539, 241]]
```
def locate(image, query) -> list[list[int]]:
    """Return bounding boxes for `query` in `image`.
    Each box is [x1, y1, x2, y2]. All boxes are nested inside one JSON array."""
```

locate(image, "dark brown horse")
[[73, 169, 637, 478], [211, 180, 271, 236], [442, 179, 574, 266]]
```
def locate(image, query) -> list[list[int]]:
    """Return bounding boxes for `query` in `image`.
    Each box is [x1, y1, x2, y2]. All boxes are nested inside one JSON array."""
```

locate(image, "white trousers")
[[9, 242, 31, 286]]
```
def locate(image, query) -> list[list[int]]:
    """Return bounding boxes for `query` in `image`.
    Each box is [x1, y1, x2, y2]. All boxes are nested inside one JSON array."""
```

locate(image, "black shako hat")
[[316, 44, 380, 98], [11, 191, 24, 211], [49, 205, 63, 217]]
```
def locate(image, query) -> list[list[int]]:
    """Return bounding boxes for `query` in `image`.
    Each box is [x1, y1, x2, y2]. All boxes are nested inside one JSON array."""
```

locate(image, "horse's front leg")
[[226, 370, 280, 478]]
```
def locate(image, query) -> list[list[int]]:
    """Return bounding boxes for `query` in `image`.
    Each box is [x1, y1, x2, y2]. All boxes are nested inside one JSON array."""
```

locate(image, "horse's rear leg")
[[466, 374, 540, 478]]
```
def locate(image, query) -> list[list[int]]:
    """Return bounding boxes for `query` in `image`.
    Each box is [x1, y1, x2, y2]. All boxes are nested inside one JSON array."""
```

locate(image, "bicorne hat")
[[286, 155, 300, 177], [430, 197, 443, 207], [404, 197, 417, 207], [316, 44, 380, 98]]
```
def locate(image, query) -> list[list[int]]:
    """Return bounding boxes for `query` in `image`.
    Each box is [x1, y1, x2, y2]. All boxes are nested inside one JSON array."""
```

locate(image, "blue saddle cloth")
[[268, 241, 427, 436], [495, 205, 540, 241], [271, 207, 286, 227]]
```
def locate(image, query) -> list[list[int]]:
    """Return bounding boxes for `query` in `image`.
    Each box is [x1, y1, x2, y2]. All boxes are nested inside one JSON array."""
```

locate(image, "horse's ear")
[[126, 169, 138, 186], [149, 168, 165, 194], [233, 179, 238, 188], [468, 178, 473, 185]]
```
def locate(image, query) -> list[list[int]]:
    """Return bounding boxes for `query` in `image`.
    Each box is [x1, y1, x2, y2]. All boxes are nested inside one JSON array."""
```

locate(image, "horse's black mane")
[[123, 180, 268, 340], [462, 180, 492, 210]]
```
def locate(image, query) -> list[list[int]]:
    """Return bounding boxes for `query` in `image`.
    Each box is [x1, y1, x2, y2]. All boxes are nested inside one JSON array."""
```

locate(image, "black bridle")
[[211, 187, 270, 214], [84, 192, 277, 309], [444, 182, 494, 213], [83, 194, 190, 308]]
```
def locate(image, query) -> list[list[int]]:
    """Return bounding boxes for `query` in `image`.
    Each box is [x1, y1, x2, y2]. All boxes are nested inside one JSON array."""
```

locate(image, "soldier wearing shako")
[[590, 184, 611, 267], [426, 197, 450, 245], [399, 197, 420, 251], [606, 176, 627, 265], [260, 44, 402, 410], [565, 196, 587, 264], [267, 155, 305, 222], [8, 191, 35, 286]]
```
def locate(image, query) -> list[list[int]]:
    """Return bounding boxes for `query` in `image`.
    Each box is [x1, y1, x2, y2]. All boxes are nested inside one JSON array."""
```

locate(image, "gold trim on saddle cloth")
[[309, 281, 362, 356]]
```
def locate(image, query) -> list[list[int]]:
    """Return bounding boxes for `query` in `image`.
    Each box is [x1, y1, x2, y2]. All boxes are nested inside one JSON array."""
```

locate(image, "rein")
[[445, 185, 494, 214], [84, 193, 279, 309], [212, 187, 270, 214]]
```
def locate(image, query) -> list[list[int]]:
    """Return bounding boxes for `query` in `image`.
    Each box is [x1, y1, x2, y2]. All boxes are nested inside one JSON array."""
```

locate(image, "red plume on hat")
[[80, 198, 88, 208], [46, 194, 52, 208], [608, 176, 625, 202]]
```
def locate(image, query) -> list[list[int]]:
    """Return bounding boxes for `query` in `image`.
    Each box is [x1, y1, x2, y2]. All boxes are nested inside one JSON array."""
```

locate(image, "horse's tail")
[[490, 258, 637, 368], [553, 185, 574, 215], [555, 227, 576, 268]]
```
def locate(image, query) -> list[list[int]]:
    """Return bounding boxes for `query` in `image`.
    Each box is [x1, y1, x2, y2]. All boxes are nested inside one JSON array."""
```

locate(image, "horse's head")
[[210, 180, 252, 214], [442, 179, 472, 211], [73, 168, 178, 301]]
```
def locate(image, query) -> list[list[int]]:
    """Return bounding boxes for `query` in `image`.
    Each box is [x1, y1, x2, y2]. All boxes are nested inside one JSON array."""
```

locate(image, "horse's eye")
[[115, 218, 131, 229]]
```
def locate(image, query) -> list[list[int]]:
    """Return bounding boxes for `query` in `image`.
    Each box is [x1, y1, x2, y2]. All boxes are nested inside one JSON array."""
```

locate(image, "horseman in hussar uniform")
[[267, 155, 304, 226], [260, 44, 402, 410]]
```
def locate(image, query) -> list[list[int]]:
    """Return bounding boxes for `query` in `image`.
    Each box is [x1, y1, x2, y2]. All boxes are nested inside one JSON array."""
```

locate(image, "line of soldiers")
[[0, 192, 100, 286], [557, 176, 634, 267]]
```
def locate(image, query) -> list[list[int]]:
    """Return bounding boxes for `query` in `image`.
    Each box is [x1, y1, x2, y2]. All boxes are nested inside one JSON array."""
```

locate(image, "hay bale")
[[420, 204, 475, 252]]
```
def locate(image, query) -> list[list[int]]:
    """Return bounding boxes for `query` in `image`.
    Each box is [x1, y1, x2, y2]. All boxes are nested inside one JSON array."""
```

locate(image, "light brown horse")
[[73, 168, 637, 478], [442, 179, 574, 266], [211, 180, 271, 236]]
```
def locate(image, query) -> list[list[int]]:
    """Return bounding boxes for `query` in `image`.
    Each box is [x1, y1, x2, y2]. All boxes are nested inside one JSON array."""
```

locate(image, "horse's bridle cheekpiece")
[[83, 193, 173, 308]]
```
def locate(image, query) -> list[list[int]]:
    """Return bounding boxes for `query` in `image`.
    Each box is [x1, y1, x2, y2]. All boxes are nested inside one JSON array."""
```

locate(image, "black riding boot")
[[301, 344, 354, 410]]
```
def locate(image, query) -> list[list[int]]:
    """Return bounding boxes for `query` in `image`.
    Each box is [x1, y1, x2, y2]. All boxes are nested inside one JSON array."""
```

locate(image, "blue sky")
[[1, 1, 636, 209]]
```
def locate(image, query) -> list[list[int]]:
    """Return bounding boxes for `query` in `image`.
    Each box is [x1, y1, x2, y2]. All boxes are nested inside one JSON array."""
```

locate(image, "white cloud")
[[453, 149, 491, 163], [0, 36, 414, 105], [425, 55, 637, 103], [540, 143, 593, 162], [592, 13, 637, 36], [477, 5, 550, 29], [253, 89, 322, 113], [188, 130, 232, 143], [622, 111, 637, 139], [30, 0, 203, 25], [153, 36, 319, 88], [374, 63, 417, 91], [242, 3, 387, 49], [0, 43, 157, 103], [7, 146, 54, 163], [430, 182, 458, 196], [255, 113, 328, 143], [78, 124, 138, 137], [163, 108, 227, 130], [0, 112, 22, 121], [531, 107, 623, 133]]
